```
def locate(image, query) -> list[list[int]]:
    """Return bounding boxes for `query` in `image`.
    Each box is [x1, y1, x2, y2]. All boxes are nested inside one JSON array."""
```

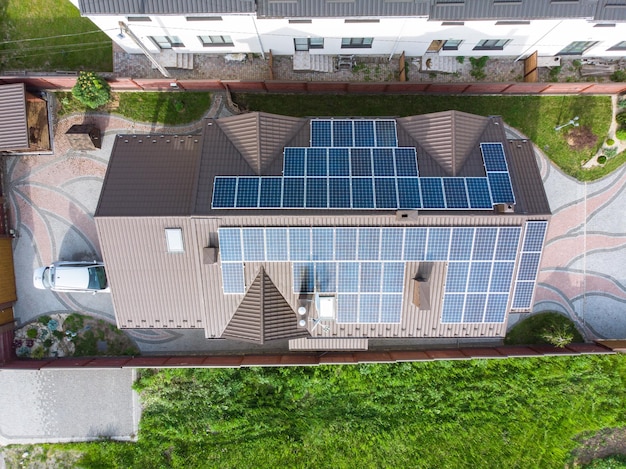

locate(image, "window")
[[443, 39, 463, 50], [442, 21, 464, 25], [289, 19, 312, 23], [474, 39, 511, 50], [128, 16, 151, 22], [341, 37, 374, 49], [294, 38, 324, 51], [165, 228, 184, 253], [558, 41, 598, 55], [594, 23, 616, 27], [199, 35, 234, 47], [150, 36, 184, 49], [186, 16, 222, 21], [345, 19, 380, 23], [609, 41, 626, 51], [495, 21, 530, 25]]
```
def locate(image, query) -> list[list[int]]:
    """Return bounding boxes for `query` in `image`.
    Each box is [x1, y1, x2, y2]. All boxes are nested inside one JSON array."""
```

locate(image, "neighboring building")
[[95, 110, 550, 351], [0, 83, 28, 152], [72, 0, 626, 72]]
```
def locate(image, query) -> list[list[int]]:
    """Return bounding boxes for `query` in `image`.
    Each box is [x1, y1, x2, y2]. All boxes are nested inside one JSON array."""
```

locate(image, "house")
[[0, 83, 28, 152], [72, 0, 626, 73], [95, 110, 550, 351]]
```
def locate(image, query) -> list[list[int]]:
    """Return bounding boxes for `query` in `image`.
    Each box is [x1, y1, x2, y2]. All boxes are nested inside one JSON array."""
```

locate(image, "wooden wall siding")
[[0, 238, 17, 305], [0, 325, 14, 365], [0, 306, 13, 326]]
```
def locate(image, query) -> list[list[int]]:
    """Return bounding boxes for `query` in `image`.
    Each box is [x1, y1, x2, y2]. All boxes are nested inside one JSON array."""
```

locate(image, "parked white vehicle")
[[33, 261, 110, 293]]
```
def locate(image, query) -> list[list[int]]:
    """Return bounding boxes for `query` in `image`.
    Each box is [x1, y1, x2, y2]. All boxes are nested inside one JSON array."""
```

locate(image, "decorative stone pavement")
[[5, 93, 626, 355]]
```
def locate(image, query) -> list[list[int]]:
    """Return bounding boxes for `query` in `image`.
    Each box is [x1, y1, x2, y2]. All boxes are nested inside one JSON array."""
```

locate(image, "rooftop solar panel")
[[351, 178, 374, 208], [443, 178, 469, 209], [328, 148, 350, 176], [375, 120, 397, 147], [222, 263, 245, 294], [311, 120, 331, 147], [259, 177, 282, 208], [373, 148, 395, 176], [480, 143, 509, 172], [359, 294, 380, 322], [284, 148, 305, 177], [328, 178, 351, 208], [374, 178, 398, 209], [212, 177, 237, 208], [333, 120, 354, 147], [235, 177, 259, 208], [397, 178, 421, 209], [466, 177, 493, 209], [420, 178, 446, 209], [283, 178, 305, 207], [306, 148, 328, 176], [354, 120, 375, 147], [350, 148, 373, 176], [484, 294, 508, 322], [488, 172, 515, 204], [394, 148, 418, 176], [306, 178, 328, 208], [337, 294, 358, 322]]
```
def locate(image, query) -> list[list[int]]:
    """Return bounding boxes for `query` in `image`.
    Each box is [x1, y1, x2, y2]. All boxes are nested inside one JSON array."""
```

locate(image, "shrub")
[[548, 66, 562, 82], [606, 138, 615, 146], [456, 56, 465, 64], [38, 315, 51, 325], [31, 347, 46, 359], [597, 155, 607, 164], [615, 112, 626, 125], [618, 98, 626, 109], [71, 71, 111, 109], [616, 128, 626, 140], [469, 56, 489, 80], [604, 147, 618, 158], [26, 328, 38, 339], [610, 69, 626, 82]]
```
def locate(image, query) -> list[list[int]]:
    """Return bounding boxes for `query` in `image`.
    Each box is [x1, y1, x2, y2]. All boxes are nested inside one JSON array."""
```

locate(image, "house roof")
[[78, 0, 256, 15], [96, 111, 551, 348], [0, 83, 28, 151], [256, 0, 430, 19]]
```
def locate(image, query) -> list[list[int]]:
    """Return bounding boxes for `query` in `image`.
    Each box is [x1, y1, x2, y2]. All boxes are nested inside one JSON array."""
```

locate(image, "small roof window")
[[165, 228, 184, 253]]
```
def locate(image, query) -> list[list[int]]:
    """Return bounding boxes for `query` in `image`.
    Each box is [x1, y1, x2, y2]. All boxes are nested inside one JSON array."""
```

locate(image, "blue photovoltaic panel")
[[512, 281, 534, 309], [338, 262, 359, 292], [218, 228, 242, 262], [489, 262, 515, 293], [446, 262, 469, 293], [283, 178, 305, 207], [333, 120, 353, 147], [397, 178, 421, 209], [350, 148, 372, 176], [421, 178, 445, 209], [337, 294, 358, 322], [488, 172, 515, 204], [328, 148, 350, 176], [484, 294, 508, 322], [443, 178, 469, 209], [212, 177, 237, 208], [442, 294, 464, 323], [463, 294, 487, 322], [354, 120, 375, 147], [311, 120, 331, 147], [467, 262, 491, 293], [306, 148, 327, 176], [222, 263, 245, 294], [328, 178, 351, 208], [359, 294, 380, 322], [293, 263, 314, 293], [381, 228, 403, 261], [480, 143, 508, 172], [518, 252, 541, 280], [495, 227, 521, 261], [358, 228, 380, 261], [315, 262, 337, 293], [375, 120, 397, 147], [426, 227, 451, 261], [382, 263, 405, 293], [373, 148, 395, 176], [523, 221, 547, 252], [265, 228, 288, 261], [352, 178, 374, 208], [284, 148, 305, 176], [404, 228, 427, 260], [449, 228, 474, 261], [360, 263, 382, 292], [335, 228, 357, 260], [242, 228, 264, 261], [380, 295, 402, 322], [472, 227, 497, 261], [466, 177, 493, 209], [306, 178, 328, 208], [235, 178, 259, 208], [374, 178, 398, 208], [394, 148, 418, 176], [312, 228, 334, 261], [289, 228, 310, 261], [259, 177, 282, 208]]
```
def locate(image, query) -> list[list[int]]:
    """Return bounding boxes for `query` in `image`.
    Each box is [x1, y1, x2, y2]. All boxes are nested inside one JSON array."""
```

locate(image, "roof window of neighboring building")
[[442, 22, 464, 25], [150, 36, 184, 49], [294, 38, 324, 51], [495, 21, 530, 25], [594, 23, 616, 27], [609, 41, 626, 50], [557, 41, 598, 55], [473, 39, 511, 51], [186, 16, 222, 21], [494, 0, 522, 4], [289, 19, 312, 23], [165, 228, 184, 253], [199, 35, 234, 47], [127, 16, 151, 22], [345, 19, 380, 23], [341, 37, 374, 49], [443, 39, 463, 50]]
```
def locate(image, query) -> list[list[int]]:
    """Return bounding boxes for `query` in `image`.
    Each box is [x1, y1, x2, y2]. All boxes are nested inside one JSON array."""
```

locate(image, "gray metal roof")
[[0, 83, 28, 151], [429, 0, 597, 21], [78, 0, 255, 15], [593, 0, 626, 22], [257, 0, 430, 18]]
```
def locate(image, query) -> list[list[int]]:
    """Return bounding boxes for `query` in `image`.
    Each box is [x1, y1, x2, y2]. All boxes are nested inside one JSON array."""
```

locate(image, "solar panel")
[[333, 120, 354, 147], [219, 228, 242, 261], [443, 178, 469, 209], [306, 178, 328, 208], [394, 148, 418, 177], [337, 262, 359, 292], [374, 178, 398, 208], [381, 228, 404, 261], [350, 148, 372, 176], [484, 294, 508, 322], [494, 227, 521, 261], [306, 148, 328, 176], [446, 262, 469, 293], [335, 228, 357, 260], [235, 178, 259, 208], [328, 178, 351, 208], [523, 221, 547, 252], [312, 228, 333, 261], [265, 228, 288, 261], [466, 177, 493, 209], [284, 148, 305, 176], [222, 263, 245, 294], [517, 252, 541, 280], [441, 294, 464, 322], [354, 120, 375, 147], [242, 228, 264, 261], [337, 294, 358, 322], [449, 228, 474, 261], [488, 172, 515, 204], [311, 120, 331, 147], [510, 220, 548, 310], [512, 281, 534, 309], [397, 178, 421, 209], [373, 148, 395, 176], [358, 228, 380, 261], [382, 263, 405, 293], [489, 262, 515, 293], [329, 148, 350, 176], [293, 262, 314, 293], [315, 262, 337, 293], [360, 263, 382, 292], [283, 178, 305, 207], [380, 295, 402, 322], [467, 262, 491, 293], [425, 227, 451, 261], [404, 228, 427, 260], [420, 178, 445, 209], [259, 177, 282, 208], [352, 178, 374, 208], [472, 227, 497, 261], [359, 294, 380, 322], [212, 177, 237, 208], [289, 228, 310, 261], [480, 143, 508, 172], [375, 120, 397, 147], [463, 294, 487, 322]]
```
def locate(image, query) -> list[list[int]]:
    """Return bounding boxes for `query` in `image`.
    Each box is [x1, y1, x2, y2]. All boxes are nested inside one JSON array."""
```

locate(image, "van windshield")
[[88, 266, 107, 290]]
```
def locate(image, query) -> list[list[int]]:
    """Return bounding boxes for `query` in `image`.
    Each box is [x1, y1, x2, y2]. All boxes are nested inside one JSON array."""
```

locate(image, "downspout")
[[251, 15, 266, 59], [389, 18, 409, 61], [514, 20, 564, 62], [118, 21, 171, 78]]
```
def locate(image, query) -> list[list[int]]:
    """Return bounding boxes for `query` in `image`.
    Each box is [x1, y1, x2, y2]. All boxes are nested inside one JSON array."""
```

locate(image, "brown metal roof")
[[0, 83, 28, 151], [222, 267, 310, 344]]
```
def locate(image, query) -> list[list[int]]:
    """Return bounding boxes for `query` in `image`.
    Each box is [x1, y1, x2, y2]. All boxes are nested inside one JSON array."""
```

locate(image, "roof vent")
[[495, 203, 515, 213]]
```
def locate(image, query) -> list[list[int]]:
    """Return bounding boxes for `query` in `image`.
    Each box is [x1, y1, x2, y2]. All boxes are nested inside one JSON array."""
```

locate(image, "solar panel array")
[[211, 119, 517, 211], [511, 221, 547, 310], [219, 226, 522, 324]]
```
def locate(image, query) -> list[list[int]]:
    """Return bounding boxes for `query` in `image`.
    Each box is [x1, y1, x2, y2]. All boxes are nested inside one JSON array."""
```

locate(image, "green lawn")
[[0, 0, 112, 72], [234, 94, 613, 181], [10, 356, 626, 468]]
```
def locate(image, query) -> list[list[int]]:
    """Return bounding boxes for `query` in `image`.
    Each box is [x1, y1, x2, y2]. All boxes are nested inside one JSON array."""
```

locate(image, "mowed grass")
[[234, 94, 613, 181], [11, 355, 626, 468], [0, 0, 112, 72]]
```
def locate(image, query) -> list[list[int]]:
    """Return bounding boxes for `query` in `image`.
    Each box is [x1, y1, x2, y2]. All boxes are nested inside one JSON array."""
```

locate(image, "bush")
[[610, 69, 626, 82], [26, 328, 38, 339], [541, 324, 574, 347], [38, 315, 51, 325], [615, 112, 626, 126], [597, 155, 607, 164], [604, 147, 618, 158], [71, 71, 111, 109], [469, 56, 489, 80], [616, 128, 626, 140], [583, 455, 626, 468], [505, 311, 584, 345], [606, 138, 615, 146], [456, 56, 465, 64]]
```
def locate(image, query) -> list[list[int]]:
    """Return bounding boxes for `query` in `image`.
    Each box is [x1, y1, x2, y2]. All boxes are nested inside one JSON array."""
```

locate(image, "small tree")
[[541, 324, 574, 348], [72, 71, 111, 109], [616, 128, 626, 141]]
